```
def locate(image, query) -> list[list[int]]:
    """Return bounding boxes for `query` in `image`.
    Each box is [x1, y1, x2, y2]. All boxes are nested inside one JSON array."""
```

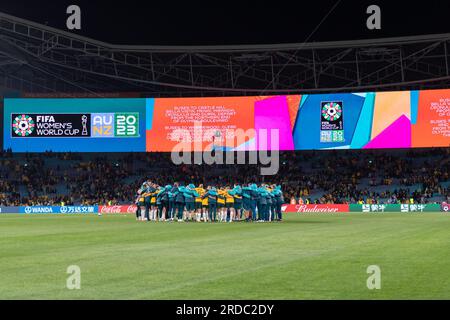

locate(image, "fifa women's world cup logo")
[[12, 114, 35, 137], [320, 101, 344, 143], [321, 102, 342, 122]]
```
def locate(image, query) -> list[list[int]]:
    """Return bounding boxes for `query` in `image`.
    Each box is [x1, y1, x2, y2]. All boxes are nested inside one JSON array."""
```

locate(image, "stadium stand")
[[0, 148, 448, 206]]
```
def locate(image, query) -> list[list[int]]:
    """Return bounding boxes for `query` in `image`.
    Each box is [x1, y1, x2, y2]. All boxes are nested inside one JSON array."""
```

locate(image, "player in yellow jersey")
[[195, 184, 206, 222], [136, 182, 148, 221], [217, 188, 227, 222], [225, 187, 235, 222], [142, 180, 156, 221], [201, 191, 209, 222]]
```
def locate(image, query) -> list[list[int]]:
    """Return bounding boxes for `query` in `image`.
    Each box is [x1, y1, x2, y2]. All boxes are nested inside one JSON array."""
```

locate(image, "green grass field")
[[0, 213, 449, 300]]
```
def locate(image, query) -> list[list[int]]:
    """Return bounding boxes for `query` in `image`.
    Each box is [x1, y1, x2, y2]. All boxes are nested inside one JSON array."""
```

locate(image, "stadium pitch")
[[0, 213, 449, 300]]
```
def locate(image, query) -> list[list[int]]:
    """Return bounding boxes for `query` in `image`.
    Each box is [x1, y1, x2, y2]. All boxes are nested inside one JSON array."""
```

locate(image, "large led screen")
[[3, 89, 449, 152]]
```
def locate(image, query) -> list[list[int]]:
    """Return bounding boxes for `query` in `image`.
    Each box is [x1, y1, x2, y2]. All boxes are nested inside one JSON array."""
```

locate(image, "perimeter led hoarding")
[[3, 89, 449, 152]]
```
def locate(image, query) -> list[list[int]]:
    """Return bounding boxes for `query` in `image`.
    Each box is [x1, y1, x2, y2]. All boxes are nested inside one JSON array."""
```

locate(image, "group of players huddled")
[[135, 181, 284, 223]]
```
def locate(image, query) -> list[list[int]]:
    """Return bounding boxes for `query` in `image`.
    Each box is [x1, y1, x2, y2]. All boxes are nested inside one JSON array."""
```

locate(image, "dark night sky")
[[0, 0, 449, 45]]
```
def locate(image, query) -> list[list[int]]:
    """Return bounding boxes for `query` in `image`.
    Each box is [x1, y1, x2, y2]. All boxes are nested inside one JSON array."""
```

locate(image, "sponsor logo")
[[99, 205, 137, 214], [63, 206, 96, 214], [406, 204, 426, 212], [23, 206, 53, 214], [283, 204, 349, 213], [20, 206, 97, 214], [362, 204, 387, 213], [401, 204, 427, 213], [353, 203, 441, 213]]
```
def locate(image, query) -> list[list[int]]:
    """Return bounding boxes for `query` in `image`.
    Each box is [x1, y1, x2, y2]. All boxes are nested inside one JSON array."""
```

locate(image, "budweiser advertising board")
[[99, 205, 137, 214], [282, 204, 349, 213]]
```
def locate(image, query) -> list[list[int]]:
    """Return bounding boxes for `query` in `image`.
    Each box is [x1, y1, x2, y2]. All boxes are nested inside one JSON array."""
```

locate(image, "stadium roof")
[[1, 11, 450, 96]]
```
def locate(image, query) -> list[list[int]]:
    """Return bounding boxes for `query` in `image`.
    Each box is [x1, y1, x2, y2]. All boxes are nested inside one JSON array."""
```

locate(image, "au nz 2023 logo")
[[91, 113, 139, 138]]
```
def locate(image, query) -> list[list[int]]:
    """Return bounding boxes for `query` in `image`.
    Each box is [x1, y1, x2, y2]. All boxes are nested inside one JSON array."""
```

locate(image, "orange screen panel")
[[146, 96, 257, 152], [412, 89, 450, 148]]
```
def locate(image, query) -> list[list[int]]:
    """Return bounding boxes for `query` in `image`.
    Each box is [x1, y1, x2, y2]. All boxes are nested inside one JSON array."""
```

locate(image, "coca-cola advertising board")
[[98, 205, 138, 214]]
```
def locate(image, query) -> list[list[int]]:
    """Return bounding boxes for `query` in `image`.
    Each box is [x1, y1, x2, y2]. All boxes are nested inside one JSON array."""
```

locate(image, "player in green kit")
[[203, 186, 218, 222], [184, 184, 199, 221], [232, 184, 243, 221]]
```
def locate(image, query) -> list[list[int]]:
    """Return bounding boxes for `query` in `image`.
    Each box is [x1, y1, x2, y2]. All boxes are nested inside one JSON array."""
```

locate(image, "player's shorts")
[[234, 202, 243, 210], [160, 201, 169, 210], [194, 202, 202, 210], [225, 203, 233, 208], [202, 204, 209, 209], [185, 202, 195, 211], [243, 202, 250, 211], [217, 202, 225, 208]]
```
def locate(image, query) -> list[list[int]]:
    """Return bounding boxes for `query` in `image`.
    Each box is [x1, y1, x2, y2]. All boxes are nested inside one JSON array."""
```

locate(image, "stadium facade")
[[1, 12, 450, 97]]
